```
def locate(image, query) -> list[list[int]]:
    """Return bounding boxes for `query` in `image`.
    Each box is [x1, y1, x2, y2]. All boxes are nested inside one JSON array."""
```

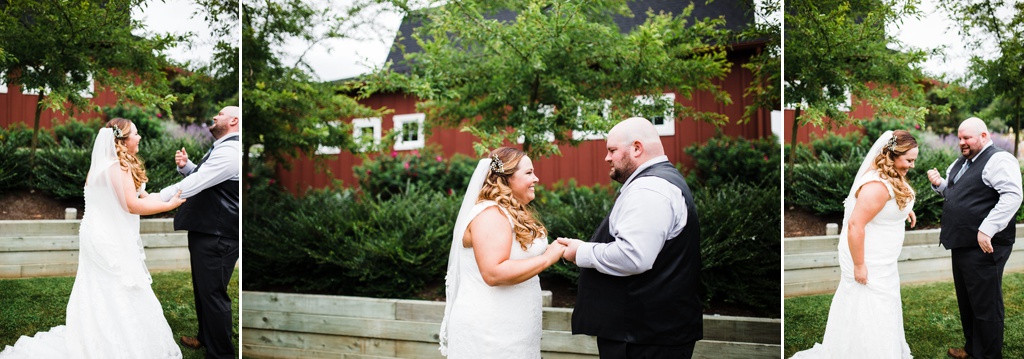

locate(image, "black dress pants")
[[188, 232, 239, 359], [596, 337, 696, 359], [951, 245, 1011, 359]]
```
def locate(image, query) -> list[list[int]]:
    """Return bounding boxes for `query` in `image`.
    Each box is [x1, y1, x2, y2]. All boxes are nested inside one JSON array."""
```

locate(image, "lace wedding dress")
[[0, 128, 182, 359], [791, 131, 914, 359]]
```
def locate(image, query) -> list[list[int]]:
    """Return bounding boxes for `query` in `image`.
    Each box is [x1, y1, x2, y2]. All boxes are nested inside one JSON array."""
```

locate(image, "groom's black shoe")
[[180, 336, 204, 350], [947, 347, 970, 359]]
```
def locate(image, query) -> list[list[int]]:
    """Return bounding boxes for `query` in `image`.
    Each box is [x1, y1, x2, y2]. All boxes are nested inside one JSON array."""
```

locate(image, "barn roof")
[[380, 0, 757, 75]]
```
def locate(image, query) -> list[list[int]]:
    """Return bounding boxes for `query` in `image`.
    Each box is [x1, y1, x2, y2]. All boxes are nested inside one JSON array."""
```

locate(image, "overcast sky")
[[142, 0, 1010, 84], [133, 0, 224, 68]]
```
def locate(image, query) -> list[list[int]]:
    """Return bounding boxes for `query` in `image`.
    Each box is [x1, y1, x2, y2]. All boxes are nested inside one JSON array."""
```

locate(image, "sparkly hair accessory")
[[111, 125, 125, 139], [489, 153, 505, 174], [886, 135, 898, 153]]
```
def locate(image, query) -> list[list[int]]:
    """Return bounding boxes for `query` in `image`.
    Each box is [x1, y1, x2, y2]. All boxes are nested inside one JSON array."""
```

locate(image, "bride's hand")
[[907, 210, 916, 228], [544, 240, 566, 263], [854, 264, 868, 285], [168, 190, 186, 208]]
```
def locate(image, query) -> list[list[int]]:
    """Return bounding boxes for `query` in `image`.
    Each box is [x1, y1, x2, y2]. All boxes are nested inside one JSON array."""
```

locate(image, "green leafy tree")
[[739, 0, 781, 120], [242, 0, 394, 203], [366, 0, 736, 158], [0, 0, 182, 159], [784, 0, 930, 165], [940, 0, 1024, 155], [166, 0, 241, 125]]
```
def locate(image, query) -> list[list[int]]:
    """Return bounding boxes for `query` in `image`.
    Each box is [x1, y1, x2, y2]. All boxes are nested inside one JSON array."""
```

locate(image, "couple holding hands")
[[439, 117, 703, 359]]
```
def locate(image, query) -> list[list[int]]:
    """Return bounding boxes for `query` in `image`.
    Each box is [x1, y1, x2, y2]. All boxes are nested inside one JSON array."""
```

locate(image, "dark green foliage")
[[861, 116, 922, 141], [33, 144, 91, 199], [103, 104, 166, 141], [1, 123, 57, 148], [784, 143, 815, 164], [907, 148, 959, 226], [138, 135, 210, 193], [696, 181, 781, 316], [685, 135, 781, 188], [243, 185, 460, 298], [52, 118, 103, 148], [354, 150, 478, 200], [532, 180, 618, 283], [809, 132, 870, 162], [0, 143, 30, 192], [785, 156, 861, 215]]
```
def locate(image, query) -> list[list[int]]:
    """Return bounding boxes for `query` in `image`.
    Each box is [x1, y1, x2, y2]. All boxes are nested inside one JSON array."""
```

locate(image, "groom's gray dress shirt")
[[159, 133, 241, 201], [575, 155, 688, 277], [931, 141, 1022, 239]]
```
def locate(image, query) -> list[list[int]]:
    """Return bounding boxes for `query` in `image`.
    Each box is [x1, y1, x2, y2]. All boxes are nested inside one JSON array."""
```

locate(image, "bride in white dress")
[[0, 118, 186, 359], [438, 147, 566, 359], [791, 130, 919, 358]]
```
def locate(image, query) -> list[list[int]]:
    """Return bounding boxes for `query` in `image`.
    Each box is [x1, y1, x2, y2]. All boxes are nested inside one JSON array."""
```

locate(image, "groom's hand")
[[556, 238, 581, 263], [175, 147, 189, 169], [978, 231, 994, 254], [926, 168, 943, 186]]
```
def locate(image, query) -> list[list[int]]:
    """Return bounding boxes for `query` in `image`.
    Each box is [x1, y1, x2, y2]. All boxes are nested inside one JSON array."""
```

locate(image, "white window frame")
[[392, 113, 426, 151], [79, 74, 94, 99], [634, 92, 676, 136], [573, 99, 610, 141], [352, 117, 382, 153], [315, 121, 342, 155], [783, 81, 852, 112], [517, 105, 556, 144], [0, 72, 7, 94]]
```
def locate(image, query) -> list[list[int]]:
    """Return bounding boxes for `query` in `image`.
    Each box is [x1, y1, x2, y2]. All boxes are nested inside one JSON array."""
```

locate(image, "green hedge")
[[1, 109, 211, 199], [243, 185, 458, 298], [353, 150, 477, 200], [783, 137, 1022, 228], [0, 143, 30, 192], [685, 134, 780, 188], [243, 177, 781, 316]]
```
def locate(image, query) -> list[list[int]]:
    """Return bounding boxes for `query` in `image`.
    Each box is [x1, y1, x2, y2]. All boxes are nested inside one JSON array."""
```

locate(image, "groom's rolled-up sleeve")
[[978, 153, 1023, 238], [158, 143, 241, 202], [576, 181, 685, 277]]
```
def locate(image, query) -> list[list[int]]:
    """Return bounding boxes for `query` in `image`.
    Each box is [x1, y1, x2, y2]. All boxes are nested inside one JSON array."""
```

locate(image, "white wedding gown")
[[0, 128, 182, 359], [791, 170, 913, 358], [444, 201, 547, 359]]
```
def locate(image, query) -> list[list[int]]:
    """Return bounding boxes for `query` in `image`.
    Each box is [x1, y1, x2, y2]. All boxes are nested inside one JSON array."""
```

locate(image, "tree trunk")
[[788, 106, 802, 166], [29, 92, 45, 166]]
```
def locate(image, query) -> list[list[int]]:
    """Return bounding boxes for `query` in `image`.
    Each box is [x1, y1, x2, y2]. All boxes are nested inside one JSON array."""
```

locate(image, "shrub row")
[[1, 117, 210, 200], [243, 178, 780, 316], [785, 136, 1024, 227]]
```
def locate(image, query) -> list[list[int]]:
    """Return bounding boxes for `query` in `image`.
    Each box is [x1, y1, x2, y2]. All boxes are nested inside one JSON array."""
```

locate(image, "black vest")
[[174, 136, 240, 239], [940, 146, 1016, 248], [572, 161, 702, 345]]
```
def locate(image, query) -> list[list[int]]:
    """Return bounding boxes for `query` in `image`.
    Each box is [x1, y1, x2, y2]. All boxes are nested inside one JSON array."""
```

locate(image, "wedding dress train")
[[0, 128, 181, 359]]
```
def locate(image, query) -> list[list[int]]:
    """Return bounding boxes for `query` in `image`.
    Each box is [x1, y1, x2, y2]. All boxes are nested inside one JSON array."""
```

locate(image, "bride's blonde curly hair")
[[106, 118, 148, 190], [872, 130, 916, 210], [478, 147, 547, 250]]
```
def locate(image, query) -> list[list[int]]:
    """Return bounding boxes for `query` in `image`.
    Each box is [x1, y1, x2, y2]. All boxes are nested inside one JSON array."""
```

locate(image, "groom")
[[558, 117, 702, 358], [927, 117, 1022, 359], [159, 106, 241, 359]]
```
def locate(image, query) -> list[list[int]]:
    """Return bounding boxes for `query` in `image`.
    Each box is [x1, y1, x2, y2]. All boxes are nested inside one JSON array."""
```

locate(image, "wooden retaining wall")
[[785, 225, 1024, 297], [242, 291, 781, 359], [0, 219, 190, 278]]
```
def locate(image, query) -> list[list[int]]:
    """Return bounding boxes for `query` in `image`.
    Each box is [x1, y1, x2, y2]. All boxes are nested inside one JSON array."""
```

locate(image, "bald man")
[[160, 106, 241, 359], [558, 117, 702, 358], [927, 117, 1022, 359]]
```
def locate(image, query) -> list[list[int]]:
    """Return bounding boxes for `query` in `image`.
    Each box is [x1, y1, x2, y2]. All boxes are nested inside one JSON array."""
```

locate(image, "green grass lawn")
[[785, 271, 1024, 357], [0, 269, 239, 359]]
